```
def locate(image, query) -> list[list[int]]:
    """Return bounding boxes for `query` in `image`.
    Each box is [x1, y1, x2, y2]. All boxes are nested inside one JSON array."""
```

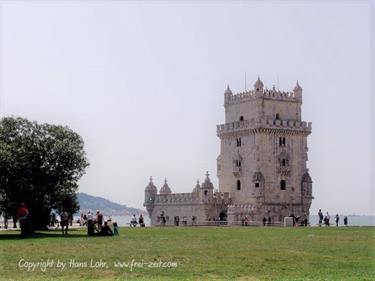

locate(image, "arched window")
[[276, 113, 280, 120], [236, 138, 242, 147], [282, 159, 286, 166], [236, 180, 241, 190], [280, 180, 286, 190], [255, 182, 260, 188], [279, 137, 286, 146], [239, 116, 244, 121]]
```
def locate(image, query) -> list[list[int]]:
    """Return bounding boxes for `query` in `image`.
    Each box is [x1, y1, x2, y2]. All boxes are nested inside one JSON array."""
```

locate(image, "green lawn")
[[0, 226, 374, 281]]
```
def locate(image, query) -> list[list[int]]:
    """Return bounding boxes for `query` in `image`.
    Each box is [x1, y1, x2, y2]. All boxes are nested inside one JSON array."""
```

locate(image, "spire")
[[293, 80, 303, 100], [159, 177, 172, 195], [293, 80, 302, 92]]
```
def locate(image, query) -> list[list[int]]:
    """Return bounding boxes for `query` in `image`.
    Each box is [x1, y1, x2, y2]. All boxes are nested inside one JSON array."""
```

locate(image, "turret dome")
[[192, 179, 201, 193], [224, 85, 233, 95], [201, 171, 214, 189], [145, 176, 157, 193], [253, 76, 264, 91]]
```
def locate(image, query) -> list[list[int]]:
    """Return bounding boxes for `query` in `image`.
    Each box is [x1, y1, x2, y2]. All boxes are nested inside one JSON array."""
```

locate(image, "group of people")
[[318, 209, 348, 227], [84, 210, 119, 236], [12, 203, 149, 237], [130, 214, 145, 227]]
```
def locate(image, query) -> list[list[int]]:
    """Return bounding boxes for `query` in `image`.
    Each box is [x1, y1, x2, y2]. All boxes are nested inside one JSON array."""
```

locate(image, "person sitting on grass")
[[99, 221, 113, 236], [130, 214, 137, 227], [138, 214, 145, 227]]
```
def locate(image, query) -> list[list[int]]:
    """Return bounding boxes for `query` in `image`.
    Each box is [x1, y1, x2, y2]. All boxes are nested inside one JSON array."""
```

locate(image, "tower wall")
[[217, 79, 313, 224]]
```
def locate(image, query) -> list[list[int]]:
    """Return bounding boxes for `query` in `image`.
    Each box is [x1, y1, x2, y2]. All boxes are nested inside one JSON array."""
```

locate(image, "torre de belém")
[[144, 76, 313, 226]]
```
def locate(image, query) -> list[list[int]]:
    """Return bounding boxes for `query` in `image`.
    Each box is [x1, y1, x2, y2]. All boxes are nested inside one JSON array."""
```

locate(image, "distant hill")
[[77, 192, 146, 216]]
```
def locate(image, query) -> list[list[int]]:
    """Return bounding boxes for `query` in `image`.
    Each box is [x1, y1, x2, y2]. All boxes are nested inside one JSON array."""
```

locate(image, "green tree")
[[0, 117, 89, 230]]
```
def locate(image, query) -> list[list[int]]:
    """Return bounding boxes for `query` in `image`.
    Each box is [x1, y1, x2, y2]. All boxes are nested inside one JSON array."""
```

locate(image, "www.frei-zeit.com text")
[[18, 258, 178, 272]]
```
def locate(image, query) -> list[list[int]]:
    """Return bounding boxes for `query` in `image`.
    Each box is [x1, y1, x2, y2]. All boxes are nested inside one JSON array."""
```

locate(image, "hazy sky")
[[0, 1, 372, 215]]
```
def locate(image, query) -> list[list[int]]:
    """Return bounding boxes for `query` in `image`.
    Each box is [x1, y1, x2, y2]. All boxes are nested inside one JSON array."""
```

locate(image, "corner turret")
[[201, 171, 214, 201], [192, 179, 200, 193], [293, 80, 302, 101], [254, 75, 264, 96], [144, 176, 157, 217], [224, 84, 233, 105]]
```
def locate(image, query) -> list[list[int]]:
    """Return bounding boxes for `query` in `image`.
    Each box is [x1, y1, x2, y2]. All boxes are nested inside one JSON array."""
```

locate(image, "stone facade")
[[144, 77, 313, 226], [144, 174, 231, 226]]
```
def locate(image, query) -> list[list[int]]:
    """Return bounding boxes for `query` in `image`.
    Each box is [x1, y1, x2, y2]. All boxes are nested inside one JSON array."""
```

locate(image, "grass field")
[[0, 226, 374, 281]]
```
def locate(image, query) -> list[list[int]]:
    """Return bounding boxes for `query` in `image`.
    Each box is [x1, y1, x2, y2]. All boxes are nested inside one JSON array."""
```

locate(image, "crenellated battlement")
[[217, 118, 311, 136], [226, 89, 299, 106], [154, 192, 201, 204]]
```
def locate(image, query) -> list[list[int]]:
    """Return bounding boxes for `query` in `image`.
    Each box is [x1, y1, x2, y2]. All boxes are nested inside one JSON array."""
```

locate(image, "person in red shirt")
[[17, 203, 29, 236]]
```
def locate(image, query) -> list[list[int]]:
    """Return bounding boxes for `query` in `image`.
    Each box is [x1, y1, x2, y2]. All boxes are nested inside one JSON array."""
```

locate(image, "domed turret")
[[201, 171, 214, 201], [144, 176, 157, 217], [145, 176, 157, 194], [253, 76, 264, 92], [192, 179, 200, 193], [224, 85, 232, 95], [201, 171, 214, 189], [159, 178, 172, 195]]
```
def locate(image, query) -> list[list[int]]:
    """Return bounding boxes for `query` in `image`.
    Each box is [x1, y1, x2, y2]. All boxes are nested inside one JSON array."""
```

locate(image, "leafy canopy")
[[0, 117, 89, 229]]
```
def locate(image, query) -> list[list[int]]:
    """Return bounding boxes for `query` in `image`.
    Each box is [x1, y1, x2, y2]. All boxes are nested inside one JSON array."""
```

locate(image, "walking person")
[[326, 212, 330, 226], [60, 211, 69, 235], [335, 214, 339, 227], [318, 209, 323, 227], [344, 216, 348, 227], [87, 211, 94, 235], [96, 210, 103, 231], [113, 221, 119, 236], [17, 203, 30, 236]]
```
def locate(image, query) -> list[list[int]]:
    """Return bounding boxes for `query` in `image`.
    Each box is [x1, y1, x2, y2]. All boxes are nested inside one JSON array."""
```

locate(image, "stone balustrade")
[[217, 118, 312, 135]]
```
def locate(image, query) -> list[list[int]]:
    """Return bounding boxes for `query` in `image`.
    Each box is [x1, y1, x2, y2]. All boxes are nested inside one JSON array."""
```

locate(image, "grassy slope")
[[0, 227, 374, 281]]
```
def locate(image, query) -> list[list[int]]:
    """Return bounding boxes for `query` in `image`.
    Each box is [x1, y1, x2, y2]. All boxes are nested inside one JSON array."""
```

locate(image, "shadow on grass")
[[0, 229, 90, 240]]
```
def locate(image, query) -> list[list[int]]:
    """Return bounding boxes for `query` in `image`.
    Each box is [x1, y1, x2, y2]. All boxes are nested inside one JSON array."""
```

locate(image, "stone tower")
[[217, 77, 313, 224]]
